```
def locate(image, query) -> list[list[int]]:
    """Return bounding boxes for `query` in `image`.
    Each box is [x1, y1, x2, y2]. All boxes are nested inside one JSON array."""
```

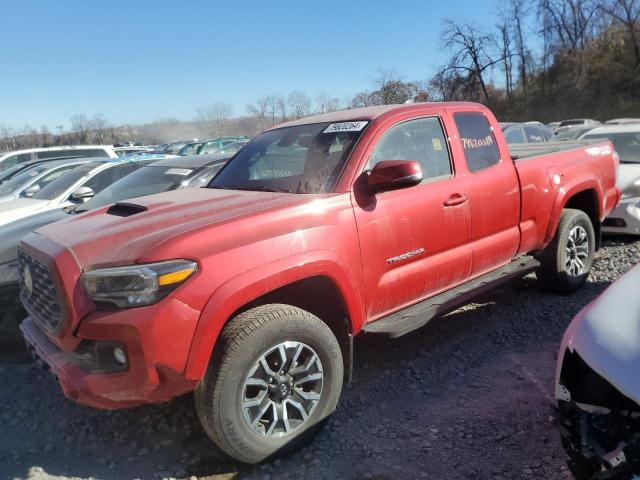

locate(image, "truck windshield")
[[583, 132, 640, 163], [210, 122, 366, 194]]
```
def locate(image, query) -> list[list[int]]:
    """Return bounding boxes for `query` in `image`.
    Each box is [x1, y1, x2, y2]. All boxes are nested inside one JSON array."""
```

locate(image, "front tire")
[[537, 209, 595, 293], [195, 304, 344, 464]]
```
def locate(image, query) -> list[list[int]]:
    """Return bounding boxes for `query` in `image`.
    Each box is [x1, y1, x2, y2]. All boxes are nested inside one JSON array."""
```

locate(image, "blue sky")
[[1, 0, 503, 129]]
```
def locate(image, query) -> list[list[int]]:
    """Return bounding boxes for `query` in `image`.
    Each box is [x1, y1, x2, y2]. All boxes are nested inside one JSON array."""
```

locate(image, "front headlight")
[[82, 259, 198, 308], [621, 178, 640, 199]]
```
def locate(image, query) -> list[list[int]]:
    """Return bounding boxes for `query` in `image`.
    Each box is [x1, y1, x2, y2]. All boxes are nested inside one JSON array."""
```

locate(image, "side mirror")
[[367, 160, 423, 193], [70, 186, 95, 203], [21, 184, 41, 198]]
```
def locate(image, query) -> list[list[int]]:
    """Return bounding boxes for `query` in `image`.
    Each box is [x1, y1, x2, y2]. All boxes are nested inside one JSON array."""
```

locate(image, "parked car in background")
[[581, 124, 640, 235], [0, 153, 228, 340], [0, 145, 117, 172], [19, 102, 618, 463], [0, 154, 164, 228], [113, 146, 154, 156], [197, 136, 249, 154], [605, 118, 640, 125], [0, 157, 83, 184], [548, 121, 562, 130], [0, 158, 92, 203], [555, 119, 601, 138], [556, 125, 597, 141], [165, 140, 197, 154], [555, 264, 640, 479], [217, 139, 249, 154], [177, 142, 204, 156], [500, 122, 554, 144]]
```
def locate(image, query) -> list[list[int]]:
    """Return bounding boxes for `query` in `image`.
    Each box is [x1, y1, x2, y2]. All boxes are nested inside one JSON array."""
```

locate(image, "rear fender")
[[183, 250, 364, 381], [544, 182, 602, 244]]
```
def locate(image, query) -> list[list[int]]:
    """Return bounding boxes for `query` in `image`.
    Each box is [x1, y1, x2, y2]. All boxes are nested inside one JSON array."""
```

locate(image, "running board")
[[362, 256, 540, 338]]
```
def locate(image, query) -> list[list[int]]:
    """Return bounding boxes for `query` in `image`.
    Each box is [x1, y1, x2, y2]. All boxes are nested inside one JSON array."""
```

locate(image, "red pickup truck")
[[19, 102, 619, 463]]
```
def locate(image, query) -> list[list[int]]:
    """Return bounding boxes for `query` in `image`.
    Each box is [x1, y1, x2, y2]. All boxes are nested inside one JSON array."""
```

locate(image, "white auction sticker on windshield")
[[323, 121, 368, 133], [166, 168, 193, 176]]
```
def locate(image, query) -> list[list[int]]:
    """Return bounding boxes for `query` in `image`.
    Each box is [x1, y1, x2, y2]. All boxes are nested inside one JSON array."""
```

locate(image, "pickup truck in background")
[[18, 102, 619, 463]]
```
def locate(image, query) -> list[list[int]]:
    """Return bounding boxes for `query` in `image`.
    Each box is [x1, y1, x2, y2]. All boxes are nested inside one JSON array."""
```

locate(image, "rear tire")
[[195, 304, 343, 464], [537, 209, 595, 293]]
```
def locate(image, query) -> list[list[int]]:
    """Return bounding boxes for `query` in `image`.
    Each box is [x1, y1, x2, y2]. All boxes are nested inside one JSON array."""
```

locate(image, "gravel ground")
[[1, 237, 639, 480]]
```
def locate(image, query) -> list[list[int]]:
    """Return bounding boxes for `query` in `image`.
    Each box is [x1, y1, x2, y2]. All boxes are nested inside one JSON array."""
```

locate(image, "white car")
[[0, 155, 162, 228], [555, 264, 640, 478], [0, 145, 117, 172], [0, 158, 91, 203], [581, 125, 640, 235]]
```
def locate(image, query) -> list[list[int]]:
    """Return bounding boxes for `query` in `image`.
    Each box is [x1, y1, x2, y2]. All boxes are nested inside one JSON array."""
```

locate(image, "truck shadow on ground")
[[0, 237, 634, 480]]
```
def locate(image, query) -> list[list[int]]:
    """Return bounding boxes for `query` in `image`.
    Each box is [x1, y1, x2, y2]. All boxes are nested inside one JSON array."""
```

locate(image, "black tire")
[[195, 304, 343, 464], [537, 209, 595, 293]]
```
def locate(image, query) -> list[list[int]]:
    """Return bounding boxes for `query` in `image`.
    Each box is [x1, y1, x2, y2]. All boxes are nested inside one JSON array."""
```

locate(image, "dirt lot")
[[1, 237, 639, 480]]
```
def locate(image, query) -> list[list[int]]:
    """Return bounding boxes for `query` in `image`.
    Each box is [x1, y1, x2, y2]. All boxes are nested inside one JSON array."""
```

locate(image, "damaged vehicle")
[[556, 264, 640, 479]]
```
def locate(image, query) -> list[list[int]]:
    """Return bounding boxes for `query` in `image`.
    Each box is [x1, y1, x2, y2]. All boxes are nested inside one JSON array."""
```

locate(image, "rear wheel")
[[537, 209, 595, 293], [195, 304, 343, 464]]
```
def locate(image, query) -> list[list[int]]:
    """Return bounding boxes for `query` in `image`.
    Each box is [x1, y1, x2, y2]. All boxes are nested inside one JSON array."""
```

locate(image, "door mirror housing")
[[70, 186, 95, 203], [367, 160, 423, 193], [21, 184, 41, 198]]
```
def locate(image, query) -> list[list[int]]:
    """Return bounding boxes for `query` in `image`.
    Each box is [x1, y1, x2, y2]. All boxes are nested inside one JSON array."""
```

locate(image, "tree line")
[[2, 0, 639, 152]]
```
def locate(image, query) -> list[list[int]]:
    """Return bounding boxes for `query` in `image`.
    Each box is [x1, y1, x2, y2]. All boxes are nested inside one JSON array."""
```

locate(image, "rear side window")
[[36, 150, 67, 160], [70, 148, 110, 158], [369, 117, 452, 181], [524, 126, 545, 143], [505, 127, 525, 144], [1, 153, 32, 170], [453, 112, 501, 172]]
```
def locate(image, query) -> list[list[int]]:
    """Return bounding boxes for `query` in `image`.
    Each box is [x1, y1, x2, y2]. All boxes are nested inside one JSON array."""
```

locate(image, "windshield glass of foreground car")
[[584, 132, 640, 163], [210, 122, 366, 194], [76, 165, 202, 212], [32, 163, 100, 200]]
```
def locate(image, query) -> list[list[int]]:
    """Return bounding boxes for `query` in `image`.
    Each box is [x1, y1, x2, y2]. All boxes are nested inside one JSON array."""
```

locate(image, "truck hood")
[[561, 264, 640, 404], [33, 187, 318, 269], [0, 198, 52, 228]]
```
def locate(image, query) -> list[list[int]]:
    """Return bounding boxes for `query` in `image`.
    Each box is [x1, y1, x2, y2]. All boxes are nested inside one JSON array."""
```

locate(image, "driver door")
[[353, 116, 473, 323]]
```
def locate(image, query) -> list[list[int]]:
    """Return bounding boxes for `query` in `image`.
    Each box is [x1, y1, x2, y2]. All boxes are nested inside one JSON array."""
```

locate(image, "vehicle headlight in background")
[[621, 178, 640, 199], [82, 259, 198, 308]]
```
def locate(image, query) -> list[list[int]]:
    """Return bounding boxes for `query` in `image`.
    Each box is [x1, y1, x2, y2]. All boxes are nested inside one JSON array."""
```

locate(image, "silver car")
[[0, 158, 91, 203]]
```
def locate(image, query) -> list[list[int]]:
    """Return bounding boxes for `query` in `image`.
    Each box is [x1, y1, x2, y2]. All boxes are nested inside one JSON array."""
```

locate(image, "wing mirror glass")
[[70, 186, 95, 203], [367, 160, 423, 193]]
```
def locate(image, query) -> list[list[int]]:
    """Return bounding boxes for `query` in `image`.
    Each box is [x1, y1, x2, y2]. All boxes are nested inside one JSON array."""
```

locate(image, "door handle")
[[444, 194, 468, 207]]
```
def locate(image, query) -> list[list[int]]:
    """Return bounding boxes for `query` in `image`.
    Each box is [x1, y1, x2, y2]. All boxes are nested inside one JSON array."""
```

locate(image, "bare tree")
[[39, 125, 52, 147], [287, 91, 311, 119], [274, 94, 288, 121], [315, 90, 341, 113], [196, 102, 233, 135], [538, 0, 599, 53], [265, 94, 279, 125], [435, 20, 503, 101], [70, 114, 90, 143], [598, 0, 640, 69], [90, 113, 110, 144], [498, 18, 515, 98], [0, 124, 16, 151], [246, 96, 270, 128], [510, 0, 530, 94]]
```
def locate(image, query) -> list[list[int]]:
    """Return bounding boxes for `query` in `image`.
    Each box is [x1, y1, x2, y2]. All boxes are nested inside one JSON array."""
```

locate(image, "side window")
[[83, 164, 139, 194], [524, 126, 545, 143], [3, 153, 33, 169], [66, 149, 109, 158], [505, 127, 525, 144], [32, 165, 77, 190], [36, 150, 66, 160], [369, 117, 452, 181], [453, 112, 501, 173]]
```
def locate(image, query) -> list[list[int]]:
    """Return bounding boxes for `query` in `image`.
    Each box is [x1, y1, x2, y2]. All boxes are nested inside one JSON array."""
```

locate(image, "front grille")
[[17, 249, 63, 333]]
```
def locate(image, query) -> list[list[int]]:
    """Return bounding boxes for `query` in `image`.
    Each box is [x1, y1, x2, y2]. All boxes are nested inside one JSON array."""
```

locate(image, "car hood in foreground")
[[561, 264, 640, 403], [31, 187, 325, 269]]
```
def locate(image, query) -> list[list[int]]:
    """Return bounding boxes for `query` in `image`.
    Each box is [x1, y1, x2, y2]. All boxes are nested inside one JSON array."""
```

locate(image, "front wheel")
[[195, 304, 344, 464], [537, 209, 596, 293]]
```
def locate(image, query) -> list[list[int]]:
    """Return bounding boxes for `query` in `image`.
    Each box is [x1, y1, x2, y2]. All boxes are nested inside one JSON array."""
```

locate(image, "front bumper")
[[603, 197, 640, 235], [20, 293, 201, 409]]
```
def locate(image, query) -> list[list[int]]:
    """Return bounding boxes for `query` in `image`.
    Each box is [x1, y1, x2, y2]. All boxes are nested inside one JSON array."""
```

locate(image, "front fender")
[[183, 250, 365, 381]]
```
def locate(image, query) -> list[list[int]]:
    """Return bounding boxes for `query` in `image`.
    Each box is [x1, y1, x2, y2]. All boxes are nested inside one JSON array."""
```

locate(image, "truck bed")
[[509, 140, 603, 160]]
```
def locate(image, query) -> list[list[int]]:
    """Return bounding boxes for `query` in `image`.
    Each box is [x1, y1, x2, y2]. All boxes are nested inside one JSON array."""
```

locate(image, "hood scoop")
[[107, 202, 148, 217]]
